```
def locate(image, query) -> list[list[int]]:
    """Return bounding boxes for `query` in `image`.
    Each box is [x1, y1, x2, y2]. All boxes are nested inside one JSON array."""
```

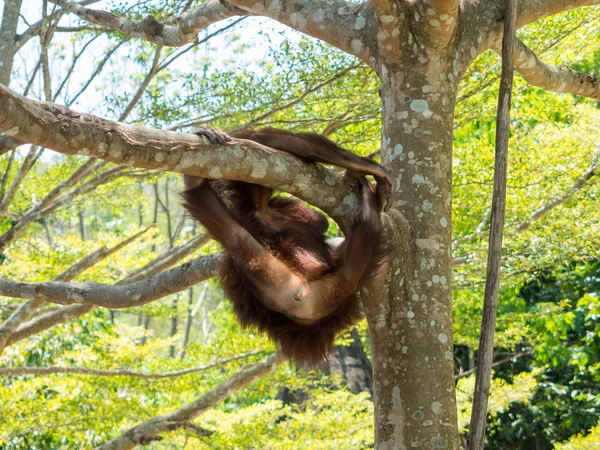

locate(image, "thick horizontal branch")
[[0, 253, 223, 308], [95, 352, 285, 450], [0, 351, 263, 378], [0, 136, 21, 155], [226, 0, 370, 62], [505, 39, 600, 99], [49, 0, 374, 65], [0, 83, 359, 223], [47, 0, 244, 46], [6, 242, 219, 346]]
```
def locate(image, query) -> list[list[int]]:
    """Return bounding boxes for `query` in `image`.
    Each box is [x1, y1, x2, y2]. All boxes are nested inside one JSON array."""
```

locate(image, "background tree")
[[0, 0, 599, 449]]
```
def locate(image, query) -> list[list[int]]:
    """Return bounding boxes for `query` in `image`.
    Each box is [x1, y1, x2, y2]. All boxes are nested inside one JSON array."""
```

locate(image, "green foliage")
[[485, 281, 600, 448], [198, 391, 373, 449], [456, 371, 539, 430], [555, 423, 600, 449]]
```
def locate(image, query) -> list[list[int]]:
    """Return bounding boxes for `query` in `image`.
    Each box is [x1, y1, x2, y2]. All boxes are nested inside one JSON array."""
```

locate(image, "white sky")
[[1, 0, 301, 118]]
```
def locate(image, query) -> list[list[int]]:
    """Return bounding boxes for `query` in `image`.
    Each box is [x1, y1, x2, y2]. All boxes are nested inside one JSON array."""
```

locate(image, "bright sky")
[[1, 0, 300, 119]]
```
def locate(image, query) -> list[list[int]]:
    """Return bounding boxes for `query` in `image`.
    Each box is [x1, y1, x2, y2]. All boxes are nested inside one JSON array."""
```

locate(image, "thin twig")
[[455, 351, 532, 380], [0, 350, 263, 378]]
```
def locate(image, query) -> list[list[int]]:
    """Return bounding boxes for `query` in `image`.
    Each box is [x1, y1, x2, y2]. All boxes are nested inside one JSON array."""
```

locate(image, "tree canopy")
[[0, 0, 599, 448]]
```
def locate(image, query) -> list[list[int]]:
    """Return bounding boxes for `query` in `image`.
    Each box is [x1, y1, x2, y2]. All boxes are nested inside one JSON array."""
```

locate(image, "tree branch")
[[118, 45, 163, 121], [226, 0, 372, 62], [0, 0, 24, 85], [7, 304, 95, 345], [0, 226, 154, 352], [126, 234, 210, 283], [0, 146, 39, 220], [412, 0, 459, 49], [517, 147, 599, 231], [170, 63, 359, 131], [0, 253, 224, 308], [94, 352, 285, 450], [518, 0, 600, 28], [14, 0, 100, 52], [6, 240, 218, 346], [236, 64, 361, 131], [0, 166, 126, 251], [468, 0, 517, 447], [368, 0, 404, 62], [47, 0, 243, 46], [500, 38, 600, 100], [454, 351, 532, 380], [454, 146, 599, 256], [0, 83, 360, 222], [0, 350, 263, 378], [0, 148, 16, 200], [0, 136, 21, 154], [57, 225, 155, 282]]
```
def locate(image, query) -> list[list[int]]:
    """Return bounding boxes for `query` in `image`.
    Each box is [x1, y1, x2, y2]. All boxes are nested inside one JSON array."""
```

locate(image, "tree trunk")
[[363, 58, 459, 449], [0, 0, 22, 85], [140, 315, 150, 345], [169, 297, 177, 358], [78, 208, 85, 240], [178, 287, 194, 360], [328, 328, 373, 396]]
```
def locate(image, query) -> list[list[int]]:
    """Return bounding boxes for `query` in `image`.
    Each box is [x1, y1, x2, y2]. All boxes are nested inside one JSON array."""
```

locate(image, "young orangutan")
[[182, 127, 392, 365]]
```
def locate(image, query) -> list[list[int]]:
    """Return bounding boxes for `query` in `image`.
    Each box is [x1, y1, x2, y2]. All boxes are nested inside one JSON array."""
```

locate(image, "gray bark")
[[328, 328, 373, 396], [0, 0, 23, 85], [468, 0, 517, 447]]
